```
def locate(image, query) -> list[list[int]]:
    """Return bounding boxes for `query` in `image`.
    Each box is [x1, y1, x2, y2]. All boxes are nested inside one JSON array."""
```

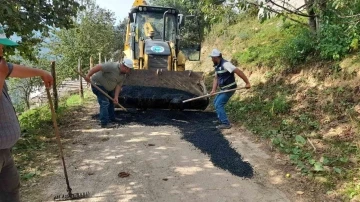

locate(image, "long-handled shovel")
[[182, 87, 246, 103], [74, 70, 127, 112], [46, 88, 90, 201], [169, 87, 246, 109]]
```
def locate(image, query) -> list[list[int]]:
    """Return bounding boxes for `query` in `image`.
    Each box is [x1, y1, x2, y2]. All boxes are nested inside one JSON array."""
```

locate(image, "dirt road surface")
[[21, 106, 321, 202]]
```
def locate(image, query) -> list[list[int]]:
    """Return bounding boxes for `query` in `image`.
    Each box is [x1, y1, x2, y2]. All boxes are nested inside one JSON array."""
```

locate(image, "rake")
[[45, 88, 90, 201]]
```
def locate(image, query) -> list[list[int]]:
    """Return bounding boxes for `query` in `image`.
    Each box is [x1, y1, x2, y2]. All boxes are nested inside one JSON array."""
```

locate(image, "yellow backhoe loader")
[[119, 0, 209, 110]]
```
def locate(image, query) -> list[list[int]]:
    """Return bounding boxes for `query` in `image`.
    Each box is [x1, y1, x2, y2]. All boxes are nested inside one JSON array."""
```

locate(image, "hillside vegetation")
[[13, 92, 95, 184], [190, 12, 360, 201]]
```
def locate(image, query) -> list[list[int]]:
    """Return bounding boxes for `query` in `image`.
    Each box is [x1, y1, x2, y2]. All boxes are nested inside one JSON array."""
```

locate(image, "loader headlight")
[[139, 7, 143, 11], [143, 7, 147, 11]]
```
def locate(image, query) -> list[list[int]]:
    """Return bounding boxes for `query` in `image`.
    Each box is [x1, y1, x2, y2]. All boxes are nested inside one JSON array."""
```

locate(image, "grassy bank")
[[197, 14, 360, 201], [13, 90, 95, 184]]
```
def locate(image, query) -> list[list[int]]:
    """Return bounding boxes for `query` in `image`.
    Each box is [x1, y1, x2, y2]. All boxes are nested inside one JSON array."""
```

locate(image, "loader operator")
[[0, 24, 54, 202], [85, 59, 133, 128], [210, 49, 251, 130]]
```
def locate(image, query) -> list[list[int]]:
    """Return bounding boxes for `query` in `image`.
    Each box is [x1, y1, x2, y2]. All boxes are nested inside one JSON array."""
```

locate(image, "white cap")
[[122, 58, 133, 69], [209, 49, 221, 57]]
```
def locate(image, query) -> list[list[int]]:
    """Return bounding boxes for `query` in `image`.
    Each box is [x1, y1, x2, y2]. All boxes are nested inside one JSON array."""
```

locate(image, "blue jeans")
[[214, 90, 235, 125], [91, 85, 115, 126]]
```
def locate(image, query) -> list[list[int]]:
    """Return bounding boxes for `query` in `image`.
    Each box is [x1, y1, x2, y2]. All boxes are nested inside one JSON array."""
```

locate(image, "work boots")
[[216, 124, 232, 129], [101, 122, 118, 128]]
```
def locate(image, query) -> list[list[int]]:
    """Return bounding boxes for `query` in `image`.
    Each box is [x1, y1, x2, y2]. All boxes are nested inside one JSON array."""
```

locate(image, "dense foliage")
[[46, 0, 126, 80], [0, 0, 83, 61], [151, 0, 360, 64]]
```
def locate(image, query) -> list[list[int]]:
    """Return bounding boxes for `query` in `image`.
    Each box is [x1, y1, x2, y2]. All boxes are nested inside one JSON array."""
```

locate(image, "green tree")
[[0, 0, 83, 61], [8, 77, 41, 110], [112, 18, 128, 61], [150, 0, 236, 32], [47, 0, 120, 81]]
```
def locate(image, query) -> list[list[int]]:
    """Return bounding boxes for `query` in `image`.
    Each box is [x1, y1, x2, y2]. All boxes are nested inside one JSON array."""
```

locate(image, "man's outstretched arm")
[[9, 63, 53, 88], [233, 68, 251, 88], [0, 59, 53, 98]]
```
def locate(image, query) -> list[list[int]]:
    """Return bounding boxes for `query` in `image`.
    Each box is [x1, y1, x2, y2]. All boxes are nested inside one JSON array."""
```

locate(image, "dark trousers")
[[91, 85, 115, 126], [0, 149, 20, 202]]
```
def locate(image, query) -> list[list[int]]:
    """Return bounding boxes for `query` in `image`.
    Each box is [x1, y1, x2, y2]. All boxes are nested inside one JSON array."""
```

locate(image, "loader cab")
[[127, 5, 202, 68]]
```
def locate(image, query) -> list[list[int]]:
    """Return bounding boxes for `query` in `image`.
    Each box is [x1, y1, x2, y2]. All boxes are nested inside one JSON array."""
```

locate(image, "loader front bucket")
[[118, 69, 209, 111]]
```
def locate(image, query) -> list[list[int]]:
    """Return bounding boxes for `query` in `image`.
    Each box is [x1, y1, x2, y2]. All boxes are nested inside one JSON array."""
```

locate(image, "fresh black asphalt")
[[92, 109, 254, 178]]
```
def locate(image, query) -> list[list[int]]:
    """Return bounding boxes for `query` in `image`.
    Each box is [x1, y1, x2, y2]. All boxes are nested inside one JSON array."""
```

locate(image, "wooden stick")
[[307, 138, 317, 152], [88, 56, 94, 88], [78, 58, 84, 100], [74, 70, 127, 111], [50, 61, 58, 111], [182, 87, 246, 103]]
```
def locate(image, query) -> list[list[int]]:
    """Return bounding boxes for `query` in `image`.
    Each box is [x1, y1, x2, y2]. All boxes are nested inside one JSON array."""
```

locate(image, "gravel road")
[[22, 108, 296, 202]]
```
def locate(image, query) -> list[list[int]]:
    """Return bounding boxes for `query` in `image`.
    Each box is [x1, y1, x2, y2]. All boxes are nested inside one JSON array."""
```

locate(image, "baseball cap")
[[209, 49, 221, 57], [122, 58, 133, 69], [0, 24, 18, 46]]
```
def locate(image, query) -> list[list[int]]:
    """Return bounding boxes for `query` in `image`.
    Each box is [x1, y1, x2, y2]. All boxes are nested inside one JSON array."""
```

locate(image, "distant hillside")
[[10, 32, 52, 58]]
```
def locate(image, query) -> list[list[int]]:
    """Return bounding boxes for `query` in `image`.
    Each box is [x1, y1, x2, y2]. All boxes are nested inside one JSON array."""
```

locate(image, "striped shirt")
[[0, 77, 21, 149]]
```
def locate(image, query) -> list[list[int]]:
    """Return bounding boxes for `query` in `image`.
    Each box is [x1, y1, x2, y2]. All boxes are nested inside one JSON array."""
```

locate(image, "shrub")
[[317, 22, 352, 60], [279, 28, 315, 66]]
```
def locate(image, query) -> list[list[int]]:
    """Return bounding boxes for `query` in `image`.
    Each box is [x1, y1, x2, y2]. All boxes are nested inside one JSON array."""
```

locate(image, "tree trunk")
[[305, 0, 317, 32], [318, 0, 327, 13], [25, 94, 30, 110], [316, 0, 327, 34]]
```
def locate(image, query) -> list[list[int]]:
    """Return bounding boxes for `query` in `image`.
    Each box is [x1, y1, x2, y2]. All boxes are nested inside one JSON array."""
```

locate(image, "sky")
[[96, 0, 135, 24]]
